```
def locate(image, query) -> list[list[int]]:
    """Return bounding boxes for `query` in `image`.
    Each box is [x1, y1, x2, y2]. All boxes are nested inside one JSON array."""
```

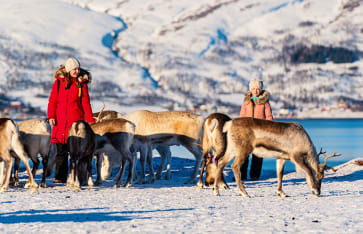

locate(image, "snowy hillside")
[[0, 0, 362, 118]]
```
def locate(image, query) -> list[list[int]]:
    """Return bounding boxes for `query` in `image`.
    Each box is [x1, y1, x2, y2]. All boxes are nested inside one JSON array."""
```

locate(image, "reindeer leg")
[[0, 160, 4, 187], [94, 153, 102, 186], [67, 160, 75, 188], [129, 148, 137, 182], [87, 156, 94, 187], [124, 151, 134, 188], [213, 153, 231, 196], [1, 156, 13, 192], [74, 160, 81, 191], [40, 154, 48, 188], [276, 159, 287, 197], [25, 157, 40, 189], [197, 150, 209, 189], [184, 143, 202, 184], [214, 150, 228, 189], [146, 144, 155, 184], [114, 158, 126, 188], [12, 149, 38, 193], [231, 154, 250, 198], [12, 157, 21, 187], [11, 138, 38, 192], [156, 145, 171, 180], [164, 148, 172, 180], [137, 146, 147, 184]]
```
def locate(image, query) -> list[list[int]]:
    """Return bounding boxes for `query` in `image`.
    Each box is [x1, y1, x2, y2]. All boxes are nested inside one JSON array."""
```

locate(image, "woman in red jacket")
[[239, 79, 273, 181], [47, 57, 95, 183]]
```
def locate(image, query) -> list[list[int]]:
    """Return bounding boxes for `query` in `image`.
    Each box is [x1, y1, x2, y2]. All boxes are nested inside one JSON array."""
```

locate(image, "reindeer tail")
[[222, 120, 232, 133]]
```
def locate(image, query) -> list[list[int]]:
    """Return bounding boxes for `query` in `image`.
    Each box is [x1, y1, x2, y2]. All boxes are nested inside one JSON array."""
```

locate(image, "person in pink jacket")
[[239, 79, 273, 180]]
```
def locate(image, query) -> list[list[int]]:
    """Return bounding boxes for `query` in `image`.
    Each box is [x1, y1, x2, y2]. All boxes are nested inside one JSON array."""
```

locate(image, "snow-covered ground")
[[0, 157, 362, 233]]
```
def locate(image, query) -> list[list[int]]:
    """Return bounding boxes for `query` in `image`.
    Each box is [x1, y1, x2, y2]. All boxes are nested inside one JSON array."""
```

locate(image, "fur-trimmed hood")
[[243, 90, 270, 105], [53, 65, 92, 84]]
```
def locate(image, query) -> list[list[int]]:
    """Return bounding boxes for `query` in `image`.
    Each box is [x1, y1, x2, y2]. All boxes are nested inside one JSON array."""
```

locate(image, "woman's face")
[[69, 67, 80, 78], [251, 87, 261, 97]]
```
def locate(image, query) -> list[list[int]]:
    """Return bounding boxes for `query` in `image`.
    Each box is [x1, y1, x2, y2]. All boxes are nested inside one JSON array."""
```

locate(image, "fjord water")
[[274, 118, 363, 172], [172, 118, 363, 174]]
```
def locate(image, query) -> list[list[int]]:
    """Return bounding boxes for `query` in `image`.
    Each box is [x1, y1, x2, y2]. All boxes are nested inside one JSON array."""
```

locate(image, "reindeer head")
[[316, 148, 342, 192], [205, 153, 217, 186]]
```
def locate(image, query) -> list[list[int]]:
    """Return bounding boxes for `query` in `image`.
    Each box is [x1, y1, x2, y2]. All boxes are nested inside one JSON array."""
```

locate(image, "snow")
[[0, 158, 362, 233]]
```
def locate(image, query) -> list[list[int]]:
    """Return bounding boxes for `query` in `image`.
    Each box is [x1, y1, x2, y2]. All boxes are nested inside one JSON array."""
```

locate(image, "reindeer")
[[91, 118, 135, 187], [12, 118, 52, 188], [67, 120, 96, 190], [98, 144, 171, 184], [93, 110, 122, 122], [197, 113, 231, 189], [123, 110, 203, 184], [91, 110, 203, 184], [213, 117, 340, 198], [0, 118, 37, 193]]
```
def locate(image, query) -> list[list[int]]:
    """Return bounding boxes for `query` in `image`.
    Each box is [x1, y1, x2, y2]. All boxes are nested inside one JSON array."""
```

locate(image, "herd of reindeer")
[[0, 110, 341, 198]]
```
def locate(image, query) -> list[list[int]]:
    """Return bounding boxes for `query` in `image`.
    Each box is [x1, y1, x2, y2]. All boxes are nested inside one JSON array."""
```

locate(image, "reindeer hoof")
[[0, 186, 8, 192], [94, 180, 102, 186], [213, 190, 220, 196], [39, 182, 47, 188], [147, 177, 155, 184], [114, 183, 121, 188], [277, 191, 288, 198], [30, 186, 38, 194], [220, 183, 229, 190], [137, 178, 145, 184], [196, 182, 204, 189], [240, 193, 250, 198]]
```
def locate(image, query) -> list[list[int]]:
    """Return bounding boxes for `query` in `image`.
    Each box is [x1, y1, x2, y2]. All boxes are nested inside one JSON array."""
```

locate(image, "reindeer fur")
[[214, 117, 325, 198], [197, 113, 231, 189], [0, 118, 37, 193]]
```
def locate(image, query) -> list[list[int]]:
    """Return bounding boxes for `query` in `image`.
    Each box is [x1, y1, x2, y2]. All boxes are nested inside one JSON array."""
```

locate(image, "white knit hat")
[[249, 79, 263, 91], [65, 57, 80, 72]]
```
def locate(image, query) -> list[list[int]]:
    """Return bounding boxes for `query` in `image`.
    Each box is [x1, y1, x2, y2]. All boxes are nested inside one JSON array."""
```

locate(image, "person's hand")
[[49, 118, 56, 126]]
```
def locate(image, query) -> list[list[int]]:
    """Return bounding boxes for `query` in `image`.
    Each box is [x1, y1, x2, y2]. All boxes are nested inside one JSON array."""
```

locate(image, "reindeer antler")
[[320, 151, 342, 171], [317, 147, 326, 157], [95, 103, 106, 123]]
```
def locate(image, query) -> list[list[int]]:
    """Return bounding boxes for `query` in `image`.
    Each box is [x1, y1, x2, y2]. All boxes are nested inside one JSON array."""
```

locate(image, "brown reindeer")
[[12, 118, 52, 188], [213, 117, 340, 198], [123, 110, 203, 184], [0, 118, 37, 193], [91, 118, 135, 187], [197, 113, 231, 189]]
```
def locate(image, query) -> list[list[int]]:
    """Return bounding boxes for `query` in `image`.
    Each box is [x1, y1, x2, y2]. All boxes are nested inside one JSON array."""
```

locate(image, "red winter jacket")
[[47, 67, 95, 144]]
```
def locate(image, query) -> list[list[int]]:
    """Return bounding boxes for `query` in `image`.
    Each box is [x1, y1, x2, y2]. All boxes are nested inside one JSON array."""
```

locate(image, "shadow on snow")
[[0, 207, 193, 224]]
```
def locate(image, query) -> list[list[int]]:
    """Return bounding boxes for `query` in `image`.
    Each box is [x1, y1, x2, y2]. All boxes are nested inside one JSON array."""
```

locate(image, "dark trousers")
[[54, 143, 69, 181], [240, 154, 263, 180]]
